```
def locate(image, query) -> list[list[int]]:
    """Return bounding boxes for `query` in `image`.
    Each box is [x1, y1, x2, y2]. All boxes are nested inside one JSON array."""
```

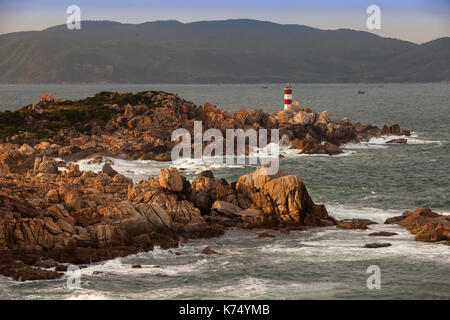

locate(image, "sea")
[[0, 83, 448, 299]]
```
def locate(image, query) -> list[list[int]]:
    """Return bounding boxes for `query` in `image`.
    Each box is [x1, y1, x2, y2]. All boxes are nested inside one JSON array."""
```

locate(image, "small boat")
[[358, 90, 365, 94]]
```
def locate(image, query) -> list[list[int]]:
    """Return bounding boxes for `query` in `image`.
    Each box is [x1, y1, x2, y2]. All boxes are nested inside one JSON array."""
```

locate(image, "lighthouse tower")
[[284, 84, 292, 110]]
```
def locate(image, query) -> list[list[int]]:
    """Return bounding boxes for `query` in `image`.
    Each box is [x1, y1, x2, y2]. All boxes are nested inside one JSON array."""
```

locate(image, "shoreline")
[[0, 91, 447, 282]]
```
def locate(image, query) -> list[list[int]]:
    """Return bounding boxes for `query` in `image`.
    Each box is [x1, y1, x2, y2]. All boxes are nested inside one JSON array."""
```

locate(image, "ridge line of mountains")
[[0, 19, 449, 83]]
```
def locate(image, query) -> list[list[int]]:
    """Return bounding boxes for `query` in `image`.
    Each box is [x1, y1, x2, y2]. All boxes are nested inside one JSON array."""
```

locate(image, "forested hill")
[[0, 19, 449, 83]]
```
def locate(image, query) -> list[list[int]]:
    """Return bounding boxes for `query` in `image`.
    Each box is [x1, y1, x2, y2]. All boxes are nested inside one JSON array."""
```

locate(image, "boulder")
[[55, 265, 68, 272], [291, 137, 325, 154], [158, 168, 184, 192], [34, 157, 59, 174], [389, 124, 401, 135], [324, 142, 342, 155], [211, 201, 242, 218], [386, 138, 407, 144], [18, 144, 36, 157], [235, 166, 334, 227], [384, 216, 406, 224], [325, 122, 355, 145], [40, 93, 55, 103], [291, 111, 316, 125], [277, 110, 294, 123], [102, 163, 118, 177], [337, 219, 376, 230], [12, 267, 62, 281], [368, 232, 398, 237], [384, 208, 449, 242], [202, 246, 220, 255], [286, 101, 300, 112], [315, 111, 331, 125], [0, 161, 9, 176], [62, 188, 82, 212], [400, 129, 411, 136], [189, 189, 212, 213], [364, 243, 391, 248]]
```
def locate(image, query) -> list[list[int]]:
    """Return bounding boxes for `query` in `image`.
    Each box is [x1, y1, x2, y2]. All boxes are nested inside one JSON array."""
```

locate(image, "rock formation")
[[0, 91, 410, 161], [385, 208, 449, 242], [0, 143, 334, 281], [0, 91, 416, 282]]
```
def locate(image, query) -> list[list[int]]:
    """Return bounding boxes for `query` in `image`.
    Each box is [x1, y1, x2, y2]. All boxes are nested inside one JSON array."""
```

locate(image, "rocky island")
[[1, 90, 410, 161], [0, 91, 446, 282]]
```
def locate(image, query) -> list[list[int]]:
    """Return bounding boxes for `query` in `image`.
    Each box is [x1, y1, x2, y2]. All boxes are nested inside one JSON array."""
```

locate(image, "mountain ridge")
[[0, 19, 448, 83]]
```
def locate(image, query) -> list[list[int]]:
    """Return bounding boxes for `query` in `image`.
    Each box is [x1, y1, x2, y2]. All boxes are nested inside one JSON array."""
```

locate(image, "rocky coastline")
[[0, 91, 446, 282], [1, 91, 410, 161]]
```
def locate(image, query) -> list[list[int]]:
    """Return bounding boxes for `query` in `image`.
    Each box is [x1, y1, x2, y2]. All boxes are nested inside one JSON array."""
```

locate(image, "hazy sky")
[[0, 0, 449, 43]]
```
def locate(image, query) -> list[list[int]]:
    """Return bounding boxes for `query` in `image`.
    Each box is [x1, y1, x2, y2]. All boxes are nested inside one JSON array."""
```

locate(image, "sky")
[[0, 0, 449, 43]]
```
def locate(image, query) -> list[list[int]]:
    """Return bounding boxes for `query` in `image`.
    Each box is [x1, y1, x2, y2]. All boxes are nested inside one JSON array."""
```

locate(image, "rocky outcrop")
[[363, 243, 391, 248], [34, 157, 59, 174], [0, 91, 409, 162], [234, 166, 335, 228], [337, 219, 377, 230], [368, 231, 398, 237], [0, 163, 226, 281], [386, 138, 407, 144], [158, 168, 184, 192], [385, 208, 449, 242], [211, 201, 243, 218], [101, 163, 118, 177], [0, 148, 342, 282], [0, 90, 414, 282], [0, 144, 36, 174]]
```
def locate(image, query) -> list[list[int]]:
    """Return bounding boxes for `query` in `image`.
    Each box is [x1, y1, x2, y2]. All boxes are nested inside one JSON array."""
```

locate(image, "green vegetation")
[[76, 91, 158, 107], [0, 105, 116, 141], [0, 91, 161, 141]]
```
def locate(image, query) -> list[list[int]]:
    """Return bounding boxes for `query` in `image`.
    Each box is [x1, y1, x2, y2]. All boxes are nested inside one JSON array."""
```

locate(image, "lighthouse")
[[284, 84, 292, 110]]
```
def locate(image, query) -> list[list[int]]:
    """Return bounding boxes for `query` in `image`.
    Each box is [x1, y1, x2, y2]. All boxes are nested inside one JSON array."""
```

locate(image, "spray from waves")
[[279, 144, 356, 157], [325, 204, 402, 223], [60, 153, 269, 181], [57, 131, 443, 182], [58, 157, 171, 181], [342, 132, 443, 150], [66, 291, 112, 300], [212, 276, 338, 299], [60, 156, 246, 181]]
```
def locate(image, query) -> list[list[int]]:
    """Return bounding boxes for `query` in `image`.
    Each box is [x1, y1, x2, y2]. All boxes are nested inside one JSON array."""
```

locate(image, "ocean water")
[[0, 83, 449, 299]]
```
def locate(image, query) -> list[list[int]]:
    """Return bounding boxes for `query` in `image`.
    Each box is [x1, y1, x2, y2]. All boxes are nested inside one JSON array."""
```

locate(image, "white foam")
[[297, 150, 356, 157], [62, 155, 257, 181], [343, 132, 443, 149], [66, 291, 111, 300], [326, 205, 401, 223]]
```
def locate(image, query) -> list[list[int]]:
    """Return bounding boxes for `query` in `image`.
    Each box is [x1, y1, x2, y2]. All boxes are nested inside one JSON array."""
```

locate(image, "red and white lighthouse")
[[284, 84, 292, 110]]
